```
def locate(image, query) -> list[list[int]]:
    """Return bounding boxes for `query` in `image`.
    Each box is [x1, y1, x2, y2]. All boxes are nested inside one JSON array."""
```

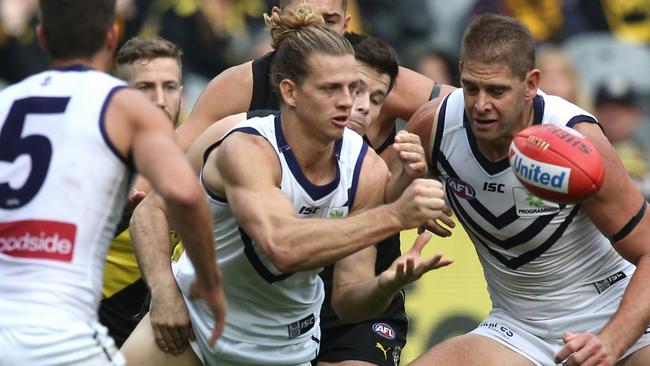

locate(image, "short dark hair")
[[280, 0, 348, 11], [344, 32, 399, 92], [116, 36, 183, 80], [460, 14, 535, 80], [39, 0, 116, 60]]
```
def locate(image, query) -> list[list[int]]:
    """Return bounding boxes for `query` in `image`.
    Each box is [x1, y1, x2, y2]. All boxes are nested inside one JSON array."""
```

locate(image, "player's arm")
[[396, 95, 456, 236], [127, 63, 255, 197], [186, 112, 247, 173], [108, 89, 225, 350], [175, 62, 253, 152], [555, 121, 650, 364], [332, 230, 452, 323], [402, 91, 451, 173], [379, 66, 455, 121], [382, 130, 427, 202], [383, 99, 441, 203], [209, 133, 447, 272], [330, 155, 452, 322]]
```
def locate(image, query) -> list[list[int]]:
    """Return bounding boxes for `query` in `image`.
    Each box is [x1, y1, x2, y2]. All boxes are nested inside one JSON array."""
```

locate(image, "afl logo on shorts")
[[447, 178, 476, 199], [372, 323, 396, 340]]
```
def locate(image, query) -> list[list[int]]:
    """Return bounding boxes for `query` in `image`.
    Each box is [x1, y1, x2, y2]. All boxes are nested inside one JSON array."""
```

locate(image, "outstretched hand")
[[554, 332, 615, 366], [189, 277, 227, 348], [378, 231, 453, 294]]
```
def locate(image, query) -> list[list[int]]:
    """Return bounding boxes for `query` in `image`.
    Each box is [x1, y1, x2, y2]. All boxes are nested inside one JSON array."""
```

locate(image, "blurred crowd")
[[2, 0, 650, 196]]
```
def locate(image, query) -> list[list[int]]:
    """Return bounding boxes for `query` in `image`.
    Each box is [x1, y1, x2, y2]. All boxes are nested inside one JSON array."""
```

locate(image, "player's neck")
[[49, 52, 112, 73], [281, 113, 338, 185]]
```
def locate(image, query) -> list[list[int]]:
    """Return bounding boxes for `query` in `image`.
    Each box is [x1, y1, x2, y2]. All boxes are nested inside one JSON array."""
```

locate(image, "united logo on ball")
[[508, 124, 605, 203]]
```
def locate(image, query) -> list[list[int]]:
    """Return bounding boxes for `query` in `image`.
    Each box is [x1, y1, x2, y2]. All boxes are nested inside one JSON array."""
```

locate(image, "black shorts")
[[315, 315, 407, 366], [98, 277, 149, 347]]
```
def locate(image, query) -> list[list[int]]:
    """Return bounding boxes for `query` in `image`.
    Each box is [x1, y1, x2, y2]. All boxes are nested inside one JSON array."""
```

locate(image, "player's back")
[[0, 66, 133, 327]]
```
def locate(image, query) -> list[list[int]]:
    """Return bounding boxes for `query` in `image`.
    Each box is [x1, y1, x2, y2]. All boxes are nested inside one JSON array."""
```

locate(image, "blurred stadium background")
[[3, 0, 649, 363]]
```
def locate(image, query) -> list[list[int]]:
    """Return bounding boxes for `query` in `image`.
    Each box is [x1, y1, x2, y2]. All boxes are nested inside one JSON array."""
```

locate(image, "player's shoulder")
[[538, 90, 595, 122], [406, 88, 458, 138], [212, 61, 254, 86]]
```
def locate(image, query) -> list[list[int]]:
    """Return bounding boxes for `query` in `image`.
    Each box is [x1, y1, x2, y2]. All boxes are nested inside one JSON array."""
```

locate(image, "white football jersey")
[[0, 66, 132, 327], [433, 89, 634, 320], [173, 114, 368, 364]]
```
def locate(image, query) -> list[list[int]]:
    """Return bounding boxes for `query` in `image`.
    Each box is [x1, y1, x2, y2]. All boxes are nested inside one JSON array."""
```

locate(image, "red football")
[[508, 124, 605, 203]]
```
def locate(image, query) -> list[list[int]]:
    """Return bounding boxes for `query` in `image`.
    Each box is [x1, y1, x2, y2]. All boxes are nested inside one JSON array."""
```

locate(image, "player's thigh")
[[410, 334, 535, 366], [0, 322, 124, 366], [120, 312, 202, 366], [318, 361, 376, 366], [618, 344, 650, 366]]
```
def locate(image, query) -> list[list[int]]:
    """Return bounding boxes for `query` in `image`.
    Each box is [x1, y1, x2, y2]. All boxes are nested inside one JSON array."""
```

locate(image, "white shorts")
[[172, 261, 320, 366], [189, 332, 317, 366], [0, 321, 125, 366], [471, 275, 650, 365]]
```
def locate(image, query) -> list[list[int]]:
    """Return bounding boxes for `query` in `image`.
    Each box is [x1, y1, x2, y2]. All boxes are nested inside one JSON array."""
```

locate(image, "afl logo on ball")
[[372, 323, 396, 340]]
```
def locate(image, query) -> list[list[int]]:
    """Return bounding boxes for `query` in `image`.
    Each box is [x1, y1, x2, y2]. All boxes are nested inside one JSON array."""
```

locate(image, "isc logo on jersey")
[[0, 220, 76, 262], [510, 145, 570, 193], [372, 322, 396, 340]]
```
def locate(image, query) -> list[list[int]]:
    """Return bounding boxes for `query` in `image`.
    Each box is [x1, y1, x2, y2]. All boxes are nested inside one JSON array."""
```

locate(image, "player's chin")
[[346, 119, 366, 136], [472, 118, 498, 131]]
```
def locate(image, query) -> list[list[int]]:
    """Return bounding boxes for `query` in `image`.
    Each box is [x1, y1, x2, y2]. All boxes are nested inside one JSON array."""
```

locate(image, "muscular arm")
[[208, 133, 446, 272], [186, 112, 247, 173], [109, 89, 225, 351], [402, 93, 450, 175], [330, 159, 450, 322], [175, 62, 253, 153], [129, 63, 253, 195], [107, 89, 220, 291], [568, 122, 650, 361], [379, 66, 456, 121]]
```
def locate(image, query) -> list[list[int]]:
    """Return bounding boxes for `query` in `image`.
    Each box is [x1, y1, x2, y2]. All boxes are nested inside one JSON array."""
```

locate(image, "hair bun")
[[264, 4, 325, 49]]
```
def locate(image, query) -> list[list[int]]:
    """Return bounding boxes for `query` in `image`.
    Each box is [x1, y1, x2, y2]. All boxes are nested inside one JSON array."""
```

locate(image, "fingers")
[[411, 231, 433, 253], [208, 321, 224, 348], [394, 130, 421, 145], [128, 189, 146, 207], [442, 204, 453, 217], [554, 332, 610, 366], [421, 253, 454, 270], [437, 215, 455, 229], [425, 219, 452, 237], [399, 178, 447, 228], [150, 318, 191, 355]]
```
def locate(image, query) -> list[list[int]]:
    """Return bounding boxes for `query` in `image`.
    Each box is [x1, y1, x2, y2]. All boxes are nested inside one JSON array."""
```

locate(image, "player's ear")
[[106, 22, 119, 52], [525, 68, 540, 100], [279, 79, 298, 108], [343, 14, 352, 32], [35, 25, 47, 51]]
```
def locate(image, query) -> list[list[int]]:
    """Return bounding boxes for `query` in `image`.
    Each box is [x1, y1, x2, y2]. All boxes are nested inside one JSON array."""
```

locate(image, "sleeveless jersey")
[[248, 57, 405, 337], [0, 65, 132, 327], [174, 114, 368, 357], [433, 89, 635, 320]]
